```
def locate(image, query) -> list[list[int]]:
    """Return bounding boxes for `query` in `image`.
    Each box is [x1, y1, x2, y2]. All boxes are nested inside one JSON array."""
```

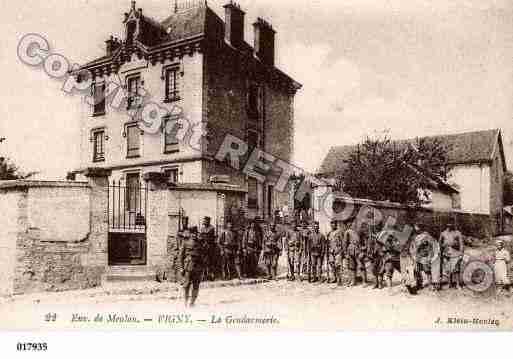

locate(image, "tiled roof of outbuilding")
[[318, 129, 504, 176]]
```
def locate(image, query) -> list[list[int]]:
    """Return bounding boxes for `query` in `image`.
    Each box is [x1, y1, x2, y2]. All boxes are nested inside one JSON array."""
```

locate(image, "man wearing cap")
[[327, 220, 344, 285], [411, 223, 435, 290], [179, 226, 205, 308], [262, 223, 283, 280], [440, 221, 464, 289], [284, 222, 303, 281], [200, 216, 217, 281], [242, 221, 263, 278], [308, 221, 327, 283], [344, 220, 362, 286], [380, 224, 402, 288], [219, 221, 241, 280], [299, 221, 311, 281], [171, 217, 188, 282]]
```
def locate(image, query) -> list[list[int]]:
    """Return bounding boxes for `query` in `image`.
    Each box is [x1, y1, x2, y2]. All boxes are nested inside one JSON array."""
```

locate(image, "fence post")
[[83, 168, 111, 270], [143, 172, 170, 272]]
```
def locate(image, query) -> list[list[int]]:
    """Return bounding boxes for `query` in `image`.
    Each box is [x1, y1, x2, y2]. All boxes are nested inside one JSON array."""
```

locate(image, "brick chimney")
[[105, 35, 121, 56], [253, 18, 275, 67], [223, 1, 245, 48]]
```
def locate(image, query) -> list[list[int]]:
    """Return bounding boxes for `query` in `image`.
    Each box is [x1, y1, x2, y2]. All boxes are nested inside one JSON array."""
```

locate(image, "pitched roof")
[[80, 4, 301, 91], [318, 129, 504, 176], [83, 6, 207, 68], [160, 5, 207, 43]]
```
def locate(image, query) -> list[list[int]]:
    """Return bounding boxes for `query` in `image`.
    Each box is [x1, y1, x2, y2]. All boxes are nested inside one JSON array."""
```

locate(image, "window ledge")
[[164, 149, 180, 155], [93, 157, 105, 163], [126, 154, 141, 159], [163, 97, 181, 103], [92, 112, 106, 117]]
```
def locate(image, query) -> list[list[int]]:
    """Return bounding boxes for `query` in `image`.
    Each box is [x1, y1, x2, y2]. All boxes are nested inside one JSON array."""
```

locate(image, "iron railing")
[[107, 181, 148, 232]]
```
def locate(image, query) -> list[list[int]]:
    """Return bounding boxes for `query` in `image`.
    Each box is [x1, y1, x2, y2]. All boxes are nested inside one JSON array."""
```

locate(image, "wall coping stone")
[[171, 182, 247, 194], [83, 167, 112, 178], [0, 180, 89, 191], [331, 194, 491, 217]]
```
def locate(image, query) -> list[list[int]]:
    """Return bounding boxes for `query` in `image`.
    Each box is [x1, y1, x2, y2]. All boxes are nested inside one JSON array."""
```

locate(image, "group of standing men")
[[282, 218, 468, 293], [173, 214, 471, 307], [173, 216, 269, 307]]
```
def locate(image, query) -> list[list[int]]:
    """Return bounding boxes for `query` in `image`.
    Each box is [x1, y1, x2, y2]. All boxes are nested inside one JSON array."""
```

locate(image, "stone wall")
[[328, 196, 494, 240], [0, 178, 108, 296]]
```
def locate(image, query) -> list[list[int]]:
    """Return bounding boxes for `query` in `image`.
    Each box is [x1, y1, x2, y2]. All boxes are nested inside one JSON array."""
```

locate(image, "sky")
[[1, 0, 512, 179]]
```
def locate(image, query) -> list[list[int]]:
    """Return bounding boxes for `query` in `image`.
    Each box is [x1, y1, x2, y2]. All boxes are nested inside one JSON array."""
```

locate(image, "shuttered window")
[[126, 124, 140, 158]]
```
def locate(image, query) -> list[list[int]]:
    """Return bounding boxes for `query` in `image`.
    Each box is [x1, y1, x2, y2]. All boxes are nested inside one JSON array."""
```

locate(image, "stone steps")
[[102, 266, 156, 283]]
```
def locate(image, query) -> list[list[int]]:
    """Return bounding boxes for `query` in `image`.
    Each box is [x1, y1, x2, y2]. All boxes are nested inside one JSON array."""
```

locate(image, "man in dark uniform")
[[299, 221, 311, 281], [262, 223, 282, 280], [381, 225, 402, 288], [357, 222, 372, 286], [219, 221, 241, 280], [344, 220, 364, 286], [309, 221, 326, 283], [440, 221, 464, 289], [200, 216, 217, 281], [284, 222, 302, 281], [242, 221, 262, 278], [171, 217, 188, 282], [327, 220, 344, 285], [411, 224, 435, 290], [370, 230, 385, 289], [179, 226, 205, 308]]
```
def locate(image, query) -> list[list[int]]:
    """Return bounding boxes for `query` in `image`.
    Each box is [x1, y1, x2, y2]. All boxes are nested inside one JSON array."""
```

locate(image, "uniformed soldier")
[[262, 223, 283, 280], [344, 221, 359, 286], [327, 220, 344, 285], [219, 221, 241, 280], [299, 221, 311, 281], [234, 223, 245, 279], [440, 221, 464, 289], [179, 226, 205, 308], [381, 226, 402, 288], [309, 221, 326, 283], [284, 222, 302, 281], [411, 224, 435, 290], [358, 222, 373, 286], [242, 221, 262, 278], [171, 217, 189, 282], [370, 229, 385, 289], [200, 216, 217, 281]]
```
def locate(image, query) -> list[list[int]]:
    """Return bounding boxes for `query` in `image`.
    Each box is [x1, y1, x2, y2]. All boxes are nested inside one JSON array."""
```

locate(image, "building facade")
[[75, 1, 301, 220]]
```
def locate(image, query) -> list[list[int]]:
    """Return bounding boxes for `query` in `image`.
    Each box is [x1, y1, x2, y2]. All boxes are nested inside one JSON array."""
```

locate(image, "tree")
[[0, 157, 38, 180], [336, 132, 452, 206]]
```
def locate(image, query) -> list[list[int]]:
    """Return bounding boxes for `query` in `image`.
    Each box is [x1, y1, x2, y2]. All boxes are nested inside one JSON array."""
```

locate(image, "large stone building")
[[75, 0, 301, 220]]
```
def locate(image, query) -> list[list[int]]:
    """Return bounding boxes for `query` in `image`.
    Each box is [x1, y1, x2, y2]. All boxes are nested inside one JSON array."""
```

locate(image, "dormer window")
[[126, 20, 137, 45]]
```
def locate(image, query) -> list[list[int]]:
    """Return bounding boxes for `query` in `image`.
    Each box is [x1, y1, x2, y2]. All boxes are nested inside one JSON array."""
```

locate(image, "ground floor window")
[[163, 167, 179, 183]]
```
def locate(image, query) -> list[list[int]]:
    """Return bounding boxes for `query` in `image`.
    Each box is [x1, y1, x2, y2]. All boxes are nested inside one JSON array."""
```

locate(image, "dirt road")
[[1, 279, 512, 331]]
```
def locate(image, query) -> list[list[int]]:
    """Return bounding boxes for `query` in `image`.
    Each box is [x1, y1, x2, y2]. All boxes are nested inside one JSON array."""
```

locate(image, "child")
[[494, 240, 511, 292]]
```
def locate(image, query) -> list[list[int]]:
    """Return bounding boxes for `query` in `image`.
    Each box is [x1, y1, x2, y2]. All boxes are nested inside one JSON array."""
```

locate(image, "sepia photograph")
[[1, 0, 513, 337]]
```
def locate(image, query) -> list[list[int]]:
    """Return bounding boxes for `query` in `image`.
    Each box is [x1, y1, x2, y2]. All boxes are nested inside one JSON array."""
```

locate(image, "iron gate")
[[107, 181, 148, 266]]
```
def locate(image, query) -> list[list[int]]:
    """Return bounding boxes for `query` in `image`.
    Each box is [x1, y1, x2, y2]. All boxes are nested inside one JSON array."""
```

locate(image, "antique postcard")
[[1, 0, 513, 339]]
